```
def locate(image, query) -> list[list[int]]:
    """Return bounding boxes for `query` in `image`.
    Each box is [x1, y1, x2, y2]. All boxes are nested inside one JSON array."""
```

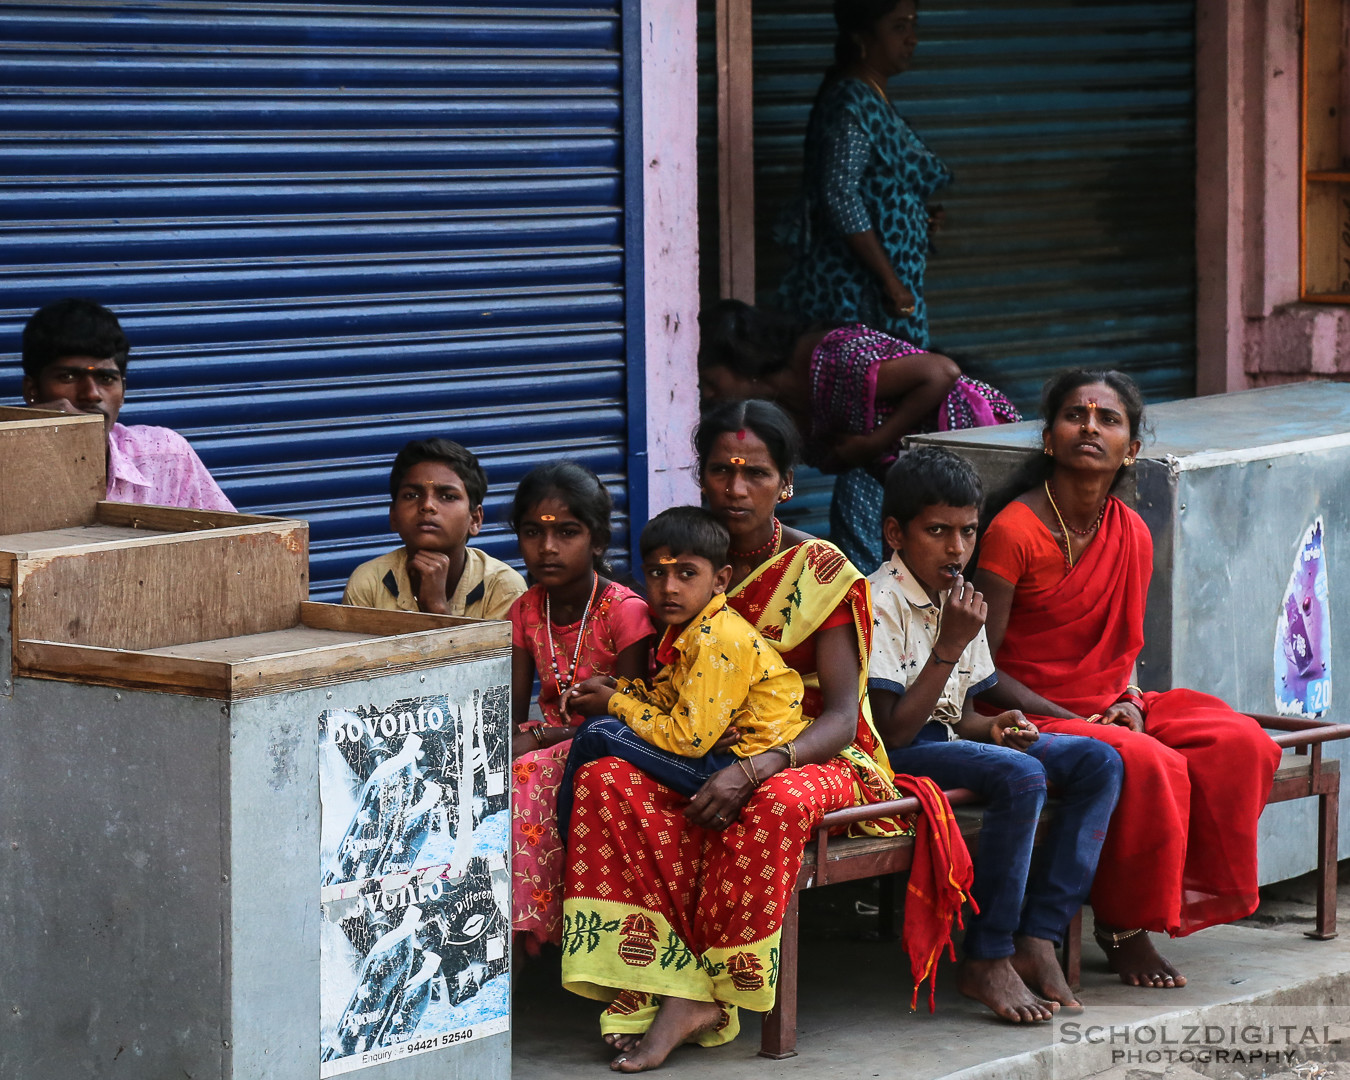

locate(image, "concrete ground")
[[512, 871, 1350, 1079]]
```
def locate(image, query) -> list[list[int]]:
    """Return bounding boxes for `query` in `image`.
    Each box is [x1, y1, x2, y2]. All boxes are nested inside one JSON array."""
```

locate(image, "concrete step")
[[512, 875, 1350, 1079]]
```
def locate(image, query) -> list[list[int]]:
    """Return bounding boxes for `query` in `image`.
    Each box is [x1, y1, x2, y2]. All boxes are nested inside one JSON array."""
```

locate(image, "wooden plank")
[[13, 523, 307, 651], [227, 624, 509, 697], [0, 518, 290, 588], [299, 600, 487, 636], [142, 626, 371, 663], [16, 638, 231, 697], [759, 891, 799, 1059], [0, 524, 163, 586], [17, 615, 509, 699], [0, 410, 104, 535], [1304, 181, 1347, 294], [715, 0, 756, 302], [94, 501, 283, 531], [1306, 0, 1343, 173], [1, 525, 156, 552]]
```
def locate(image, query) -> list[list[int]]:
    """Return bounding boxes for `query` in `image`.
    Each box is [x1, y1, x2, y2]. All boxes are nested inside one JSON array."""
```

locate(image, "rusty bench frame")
[[759, 715, 1350, 1059]]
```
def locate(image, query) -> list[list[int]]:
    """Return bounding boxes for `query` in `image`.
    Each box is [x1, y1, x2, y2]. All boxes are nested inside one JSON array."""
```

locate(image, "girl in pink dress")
[[508, 461, 655, 951]]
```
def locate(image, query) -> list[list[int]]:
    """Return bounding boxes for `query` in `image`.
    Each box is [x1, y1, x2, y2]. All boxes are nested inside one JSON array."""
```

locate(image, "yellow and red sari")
[[560, 539, 902, 1044]]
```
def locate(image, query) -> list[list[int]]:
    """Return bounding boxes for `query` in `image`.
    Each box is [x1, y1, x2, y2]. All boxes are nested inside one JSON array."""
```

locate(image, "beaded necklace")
[[544, 572, 600, 694], [1043, 481, 1107, 569], [731, 517, 782, 565]]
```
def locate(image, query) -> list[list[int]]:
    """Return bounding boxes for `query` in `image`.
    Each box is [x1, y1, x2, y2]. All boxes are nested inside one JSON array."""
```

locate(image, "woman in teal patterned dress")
[[776, 0, 952, 570], [778, 0, 949, 350]]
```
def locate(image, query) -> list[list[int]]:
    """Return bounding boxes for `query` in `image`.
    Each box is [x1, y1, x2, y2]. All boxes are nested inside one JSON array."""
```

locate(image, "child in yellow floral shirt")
[[557, 506, 807, 838]]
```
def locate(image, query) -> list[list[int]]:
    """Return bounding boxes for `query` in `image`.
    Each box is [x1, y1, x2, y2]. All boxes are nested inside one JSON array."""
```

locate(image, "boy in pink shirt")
[[20, 298, 234, 511]]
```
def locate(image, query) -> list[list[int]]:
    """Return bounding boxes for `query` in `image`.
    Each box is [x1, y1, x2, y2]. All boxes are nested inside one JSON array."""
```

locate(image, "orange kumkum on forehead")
[[539, 514, 556, 522], [658, 556, 678, 564], [729, 456, 747, 466]]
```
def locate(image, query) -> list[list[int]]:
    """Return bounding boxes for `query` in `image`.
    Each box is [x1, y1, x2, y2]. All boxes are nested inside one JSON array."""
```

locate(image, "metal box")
[[0, 410, 513, 1078], [912, 382, 1350, 883]]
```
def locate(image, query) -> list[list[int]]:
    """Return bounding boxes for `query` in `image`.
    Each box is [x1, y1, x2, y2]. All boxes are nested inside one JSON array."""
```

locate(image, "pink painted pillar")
[[640, 0, 702, 512]]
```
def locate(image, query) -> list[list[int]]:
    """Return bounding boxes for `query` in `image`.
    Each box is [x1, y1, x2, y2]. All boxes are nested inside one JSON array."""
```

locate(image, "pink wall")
[[1196, 0, 1350, 392], [640, 0, 702, 511]]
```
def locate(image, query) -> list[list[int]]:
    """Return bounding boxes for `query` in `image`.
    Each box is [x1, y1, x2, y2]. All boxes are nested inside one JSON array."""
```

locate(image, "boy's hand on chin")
[[408, 550, 451, 613], [934, 573, 987, 657]]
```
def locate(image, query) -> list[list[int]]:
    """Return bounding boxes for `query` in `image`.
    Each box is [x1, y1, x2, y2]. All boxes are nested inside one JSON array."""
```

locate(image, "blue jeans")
[[556, 716, 738, 846], [888, 724, 1123, 958]]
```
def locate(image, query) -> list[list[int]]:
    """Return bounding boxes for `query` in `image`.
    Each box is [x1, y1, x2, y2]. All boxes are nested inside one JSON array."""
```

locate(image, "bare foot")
[[957, 956, 1058, 1023], [1011, 935, 1081, 1010], [604, 1033, 641, 1054], [1094, 925, 1186, 988], [610, 997, 723, 1072]]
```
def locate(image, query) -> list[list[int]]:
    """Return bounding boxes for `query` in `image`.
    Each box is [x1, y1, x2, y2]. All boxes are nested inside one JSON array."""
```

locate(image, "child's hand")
[[561, 676, 617, 718], [408, 550, 452, 614], [934, 573, 986, 659], [990, 711, 1038, 751], [712, 726, 742, 752]]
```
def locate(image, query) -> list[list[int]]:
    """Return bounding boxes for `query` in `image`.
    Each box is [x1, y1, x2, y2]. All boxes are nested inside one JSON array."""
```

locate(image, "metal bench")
[[759, 715, 1350, 1059]]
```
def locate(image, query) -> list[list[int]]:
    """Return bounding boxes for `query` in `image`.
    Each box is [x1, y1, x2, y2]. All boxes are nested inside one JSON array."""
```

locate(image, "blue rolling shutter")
[[698, 0, 1196, 537], [0, 1, 640, 598]]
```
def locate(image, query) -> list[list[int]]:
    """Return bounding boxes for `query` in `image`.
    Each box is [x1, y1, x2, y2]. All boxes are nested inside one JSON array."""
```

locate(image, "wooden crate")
[[0, 407, 105, 534]]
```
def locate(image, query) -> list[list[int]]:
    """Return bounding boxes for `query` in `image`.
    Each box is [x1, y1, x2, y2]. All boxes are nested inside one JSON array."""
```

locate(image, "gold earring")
[[1044, 447, 1054, 457], [1123, 456, 1135, 466], [779, 485, 794, 503]]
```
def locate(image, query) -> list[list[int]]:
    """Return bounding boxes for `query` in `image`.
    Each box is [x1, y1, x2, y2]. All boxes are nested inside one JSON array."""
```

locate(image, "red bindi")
[[735, 429, 747, 440]]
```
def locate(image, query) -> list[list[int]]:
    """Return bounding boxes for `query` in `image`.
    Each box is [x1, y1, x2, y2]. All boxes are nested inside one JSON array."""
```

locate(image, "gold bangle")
[[782, 741, 797, 769], [531, 725, 546, 748], [1125, 684, 1143, 698], [738, 757, 759, 787]]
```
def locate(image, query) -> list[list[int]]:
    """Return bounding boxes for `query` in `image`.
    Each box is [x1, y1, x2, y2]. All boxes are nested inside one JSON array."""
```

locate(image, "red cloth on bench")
[[894, 773, 976, 1012]]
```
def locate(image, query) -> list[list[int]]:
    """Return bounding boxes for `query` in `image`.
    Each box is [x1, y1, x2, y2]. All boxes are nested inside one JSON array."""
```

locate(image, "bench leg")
[[1061, 908, 1082, 988], [1308, 773, 1339, 940], [878, 873, 901, 940], [760, 890, 800, 1059]]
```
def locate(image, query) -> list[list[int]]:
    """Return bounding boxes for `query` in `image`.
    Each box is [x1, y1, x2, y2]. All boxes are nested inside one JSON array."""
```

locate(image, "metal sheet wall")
[[697, 0, 1196, 537], [0, 1, 642, 599]]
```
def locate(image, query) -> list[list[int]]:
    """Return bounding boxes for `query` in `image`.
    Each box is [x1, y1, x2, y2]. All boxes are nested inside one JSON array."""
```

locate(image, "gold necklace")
[[862, 74, 890, 103], [1044, 481, 1093, 570]]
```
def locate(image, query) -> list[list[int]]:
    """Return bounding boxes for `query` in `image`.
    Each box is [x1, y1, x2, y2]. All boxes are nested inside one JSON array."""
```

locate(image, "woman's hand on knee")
[[684, 762, 756, 830], [1098, 701, 1144, 732]]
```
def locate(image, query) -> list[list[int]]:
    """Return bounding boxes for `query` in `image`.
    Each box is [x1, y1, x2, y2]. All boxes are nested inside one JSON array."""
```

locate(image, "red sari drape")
[[981, 498, 1281, 936]]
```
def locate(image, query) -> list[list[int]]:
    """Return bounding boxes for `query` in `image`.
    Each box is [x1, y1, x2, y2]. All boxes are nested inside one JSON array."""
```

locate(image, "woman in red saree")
[[561, 399, 901, 1071], [974, 370, 1281, 989]]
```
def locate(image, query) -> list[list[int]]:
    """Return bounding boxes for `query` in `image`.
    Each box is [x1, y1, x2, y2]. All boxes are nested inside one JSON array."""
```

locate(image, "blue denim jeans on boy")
[[556, 716, 739, 846], [888, 723, 1123, 958]]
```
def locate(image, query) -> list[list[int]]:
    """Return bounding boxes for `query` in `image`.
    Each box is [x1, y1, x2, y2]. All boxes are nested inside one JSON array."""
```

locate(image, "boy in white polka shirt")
[[867, 447, 1122, 1024]]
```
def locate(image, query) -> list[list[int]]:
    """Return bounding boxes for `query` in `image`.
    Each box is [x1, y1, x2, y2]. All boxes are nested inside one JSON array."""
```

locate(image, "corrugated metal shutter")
[[0, 1, 642, 598], [698, 0, 1196, 536]]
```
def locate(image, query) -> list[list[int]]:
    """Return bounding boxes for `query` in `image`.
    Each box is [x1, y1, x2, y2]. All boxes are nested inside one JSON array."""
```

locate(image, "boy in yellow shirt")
[[557, 506, 806, 837]]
